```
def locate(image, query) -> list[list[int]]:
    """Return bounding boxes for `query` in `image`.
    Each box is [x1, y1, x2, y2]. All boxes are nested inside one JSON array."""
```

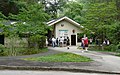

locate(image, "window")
[[61, 24, 64, 27]]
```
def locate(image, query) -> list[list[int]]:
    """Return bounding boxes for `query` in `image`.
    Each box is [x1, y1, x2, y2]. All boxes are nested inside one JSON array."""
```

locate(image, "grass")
[[116, 54, 120, 56], [115, 53, 120, 57], [24, 52, 92, 62], [88, 45, 118, 52], [20, 48, 48, 55]]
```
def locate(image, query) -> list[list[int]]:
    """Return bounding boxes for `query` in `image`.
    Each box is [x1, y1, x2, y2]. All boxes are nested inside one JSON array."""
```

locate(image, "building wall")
[[54, 20, 83, 46], [5, 37, 28, 48]]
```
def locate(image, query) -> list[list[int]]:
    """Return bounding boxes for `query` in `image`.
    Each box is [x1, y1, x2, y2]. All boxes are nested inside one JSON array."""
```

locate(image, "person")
[[46, 38, 48, 47], [59, 37, 64, 47], [81, 38, 85, 49], [105, 38, 107, 45], [67, 37, 70, 49], [107, 39, 110, 45], [96, 39, 99, 45], [84, 37, 89, 51], [64, 36, 67, 47], [103, 40, 106, 45], [52, 37, 56, 47], [89, 38, 93, 44], [56, 38, 59, 47], [103, 38, 110, 45]]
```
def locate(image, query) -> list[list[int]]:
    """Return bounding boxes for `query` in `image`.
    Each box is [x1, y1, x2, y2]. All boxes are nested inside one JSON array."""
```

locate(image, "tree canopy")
[[0, 0, 120, 45]]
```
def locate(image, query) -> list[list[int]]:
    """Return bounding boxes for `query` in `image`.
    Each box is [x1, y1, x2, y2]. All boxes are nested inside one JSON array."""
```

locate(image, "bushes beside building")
[[28, 35, 46, 49], [0, 34, 47, 56], [89, 44, 118, 52]]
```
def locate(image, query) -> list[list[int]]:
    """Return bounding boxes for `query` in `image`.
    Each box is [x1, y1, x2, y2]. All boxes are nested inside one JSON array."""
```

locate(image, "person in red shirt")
[[84, 37, 89, 51]]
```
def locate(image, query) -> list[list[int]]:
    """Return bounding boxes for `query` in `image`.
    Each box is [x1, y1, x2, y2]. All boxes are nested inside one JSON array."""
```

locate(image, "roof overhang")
[[47, 16, 84, 28]]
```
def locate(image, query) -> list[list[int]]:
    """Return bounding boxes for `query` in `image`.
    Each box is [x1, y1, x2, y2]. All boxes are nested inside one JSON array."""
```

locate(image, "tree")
[[0, 12, 7, 20], [40, 0, 68, 18], [0, 0, 19, 17], [116, 0, 120, 20], [81, 1, 117, 42], [9, 2, 50, 34], [9, 2, 50, 48], [61, 2, 83, 23], [108, 22, 120, 44]]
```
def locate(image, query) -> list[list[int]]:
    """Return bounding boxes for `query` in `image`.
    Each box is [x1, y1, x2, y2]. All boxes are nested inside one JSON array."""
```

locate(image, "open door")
[[71, 35, 76, 45]]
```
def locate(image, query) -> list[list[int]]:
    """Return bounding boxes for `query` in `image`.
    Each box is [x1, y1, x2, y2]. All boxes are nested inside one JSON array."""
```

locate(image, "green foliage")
[[9, 2, 50, 35], [19, 48, 48, 55], [78, 1, 119, 45], [3, 2, 50, 49], [62, 2, 83, 23], [29, 35, 46, 48], [16, 0, 47, 17], [24, 52, 92, 62], [104, 44, 117, 52], [117, 42, 120, 49], [84, 2, 117, 30], [0, 0, 19, 16], [116, 53, 120, 57], [0, 47, 48, 56], [107, 21, 120, 44], [89, 44, 117, 52], [0, 34, 26, 56], [6, 34, 21, 56], [0, 0, 120, 53], [0, 44, 5, 56], [0, 12, 7, 20], [42, 0, 68, 18], [14, 3, 49, 22]]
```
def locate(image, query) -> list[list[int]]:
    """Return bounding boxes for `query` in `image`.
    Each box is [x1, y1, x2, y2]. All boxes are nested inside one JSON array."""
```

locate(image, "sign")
[[59, 30, 68, 37]]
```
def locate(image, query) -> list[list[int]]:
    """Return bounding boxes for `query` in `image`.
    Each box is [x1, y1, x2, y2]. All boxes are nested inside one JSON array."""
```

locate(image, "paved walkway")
[[0, 46, 120, 74], [49, 46, 120, 74]]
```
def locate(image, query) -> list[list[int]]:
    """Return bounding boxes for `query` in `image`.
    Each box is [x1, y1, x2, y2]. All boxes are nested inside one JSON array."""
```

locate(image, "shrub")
[[89, 45, 102, 51], [19, 48, 38, 55], [104, 44, 117, 52], [0, 44, 5, 56], [0, 47, 48, 56], [89, 44, 117, 52], [117, 42, 120, 49], [6, 35, 21, 56], [19, 48, 48, 55], [29, 35, 46, 49]]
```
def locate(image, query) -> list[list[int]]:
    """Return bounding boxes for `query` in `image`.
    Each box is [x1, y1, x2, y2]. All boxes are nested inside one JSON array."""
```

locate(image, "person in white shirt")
[[52, 37, 56, 47], [59, 37, 64, 47], [46, 38, 48, 47]]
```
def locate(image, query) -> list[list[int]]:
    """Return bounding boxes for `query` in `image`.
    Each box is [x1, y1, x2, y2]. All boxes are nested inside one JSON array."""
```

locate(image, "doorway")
[[71, 35, 76, 45], [0, 35, 4, 45]]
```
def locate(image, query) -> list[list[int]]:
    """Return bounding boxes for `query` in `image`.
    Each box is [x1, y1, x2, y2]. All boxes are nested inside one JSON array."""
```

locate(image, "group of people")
[[95, 38, 110, 46], [103, 38, 110, 45], [46, 35, 110, 52], [50, 36, 70, 49]]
